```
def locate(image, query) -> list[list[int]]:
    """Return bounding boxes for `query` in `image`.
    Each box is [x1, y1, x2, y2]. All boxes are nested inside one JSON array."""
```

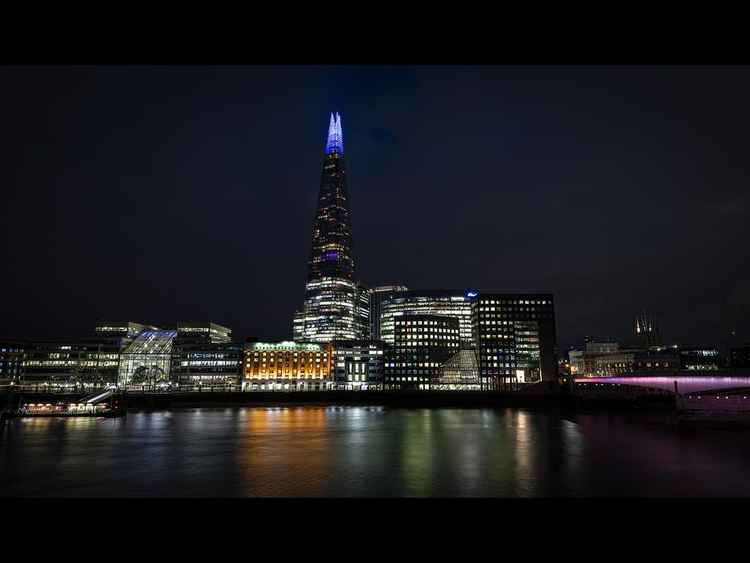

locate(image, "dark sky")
[[2, 65, 749, 349]]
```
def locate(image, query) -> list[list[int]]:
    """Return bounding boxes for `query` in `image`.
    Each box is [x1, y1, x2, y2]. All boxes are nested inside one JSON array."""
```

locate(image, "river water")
[[2, 406, 750, 497]]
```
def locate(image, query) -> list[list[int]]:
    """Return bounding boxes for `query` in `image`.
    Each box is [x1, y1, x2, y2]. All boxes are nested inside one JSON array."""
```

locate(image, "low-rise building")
[[170, 322, 241, 388], [679, 347, 721, 371], [332, 339, 386, 389], [242, 341, 333, 391], [0, 340, 27, 384]]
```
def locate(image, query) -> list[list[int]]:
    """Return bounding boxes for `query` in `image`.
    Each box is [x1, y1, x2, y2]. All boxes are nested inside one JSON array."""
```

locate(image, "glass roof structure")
[[118, 330, 177, 387]]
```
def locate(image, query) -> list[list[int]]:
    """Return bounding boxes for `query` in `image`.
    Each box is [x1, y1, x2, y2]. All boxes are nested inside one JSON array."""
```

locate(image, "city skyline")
[[2, 66, 749, 349]]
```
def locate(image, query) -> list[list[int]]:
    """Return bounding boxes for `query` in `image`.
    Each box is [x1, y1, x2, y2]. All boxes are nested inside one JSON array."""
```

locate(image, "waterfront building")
[[570, 342, 680, 377], [332, 339, 386, 390], [170, 322, 241, 388], [21, 339, 82, 386], [678, 347, 721, 371], [380, 289, 476, 347], [471, 293, 557, 388], [294, 113, 368, 343], [242, 340, 333, 391], [370, 285, 408, 340], [384, 314, 461, 390], [435, 348, 481, 389], [0, 340, 26, 383], [118, 329, 177, 388], [77, 321, 154, 386]]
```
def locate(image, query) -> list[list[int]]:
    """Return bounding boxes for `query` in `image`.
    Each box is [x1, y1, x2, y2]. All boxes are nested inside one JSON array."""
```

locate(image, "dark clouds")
[[1, 66, 749, 349]]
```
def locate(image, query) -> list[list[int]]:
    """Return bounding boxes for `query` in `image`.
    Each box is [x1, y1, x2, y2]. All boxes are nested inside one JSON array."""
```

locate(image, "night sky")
[[2, 65, 749, 350]]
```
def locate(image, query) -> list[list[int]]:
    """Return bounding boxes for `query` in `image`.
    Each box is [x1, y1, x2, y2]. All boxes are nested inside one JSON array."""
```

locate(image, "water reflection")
[[4, 407, 750, 496]]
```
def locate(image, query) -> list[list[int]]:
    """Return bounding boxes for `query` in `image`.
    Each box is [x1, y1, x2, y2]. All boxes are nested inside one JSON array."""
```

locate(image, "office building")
[[384, 314, 460, 389], [242, 341, 333, 391], [0, 340, 26, 383], [332, 339, 386, 389], [370, 285, 408, 339], [679, 347, 721, 371], [472, 293, 556, 388], [436, 348, 480, 389], [170, 322, 242, 388], [380, 289, 477, 347], [118, 329, 178, 388], [294, 113, 368, 342]]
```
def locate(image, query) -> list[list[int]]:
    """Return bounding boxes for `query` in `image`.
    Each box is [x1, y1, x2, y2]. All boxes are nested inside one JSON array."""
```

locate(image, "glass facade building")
[[170, 322, 241, 388], [380, 289, 476, 347], [118, 330, 178, 388], [294, 113, 369, 342], [384, 314, 461, 389], [370, 285, 408, 340], [471, 293, 556, 388]]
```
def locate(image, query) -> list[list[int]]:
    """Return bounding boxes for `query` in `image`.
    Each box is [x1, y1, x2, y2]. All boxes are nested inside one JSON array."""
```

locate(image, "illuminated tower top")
[[307, 112, 354, 282], [325, 112, 344, 155]]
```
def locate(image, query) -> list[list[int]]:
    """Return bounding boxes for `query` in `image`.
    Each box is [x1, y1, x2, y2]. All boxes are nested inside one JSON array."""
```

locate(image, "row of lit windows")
[[479, 299, 551, 306]]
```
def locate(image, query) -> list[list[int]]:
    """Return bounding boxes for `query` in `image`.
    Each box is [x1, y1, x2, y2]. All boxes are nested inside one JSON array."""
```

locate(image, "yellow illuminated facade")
[[243, 341, 334, 390]]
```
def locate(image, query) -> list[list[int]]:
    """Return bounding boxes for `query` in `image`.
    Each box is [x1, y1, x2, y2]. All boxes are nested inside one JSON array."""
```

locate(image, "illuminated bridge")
[[575, 375, 750, 395]]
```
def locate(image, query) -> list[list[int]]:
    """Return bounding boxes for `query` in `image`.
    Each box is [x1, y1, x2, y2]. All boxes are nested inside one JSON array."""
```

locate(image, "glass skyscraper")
[[294, 113, 369, 342]]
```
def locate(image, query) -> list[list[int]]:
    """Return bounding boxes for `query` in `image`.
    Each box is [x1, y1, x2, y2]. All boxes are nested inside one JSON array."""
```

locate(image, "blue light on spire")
[[325, 112, 344, 154]]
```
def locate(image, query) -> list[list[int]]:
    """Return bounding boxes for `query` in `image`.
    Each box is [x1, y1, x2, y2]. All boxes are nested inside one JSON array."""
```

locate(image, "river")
[[2, 406, 750, 496]]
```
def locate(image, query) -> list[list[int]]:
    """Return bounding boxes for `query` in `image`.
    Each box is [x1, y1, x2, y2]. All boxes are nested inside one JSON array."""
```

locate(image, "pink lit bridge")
[[574, 375, 750, 396]]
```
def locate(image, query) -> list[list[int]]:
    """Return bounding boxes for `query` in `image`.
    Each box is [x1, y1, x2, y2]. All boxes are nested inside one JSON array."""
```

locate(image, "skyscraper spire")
[[325, 111, 344, 154], [294, 112, 367, 343]]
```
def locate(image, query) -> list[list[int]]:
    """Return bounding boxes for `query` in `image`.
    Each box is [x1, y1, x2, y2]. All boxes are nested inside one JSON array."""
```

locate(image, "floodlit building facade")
[[294, 113, 369, 343], [242, 341, 334, 391]]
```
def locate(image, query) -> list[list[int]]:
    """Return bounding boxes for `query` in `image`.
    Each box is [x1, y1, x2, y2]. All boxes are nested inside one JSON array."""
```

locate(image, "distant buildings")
[[635, 311, 660, 348], [679, 347, 720, 371], [569, 341, 723, 377]]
